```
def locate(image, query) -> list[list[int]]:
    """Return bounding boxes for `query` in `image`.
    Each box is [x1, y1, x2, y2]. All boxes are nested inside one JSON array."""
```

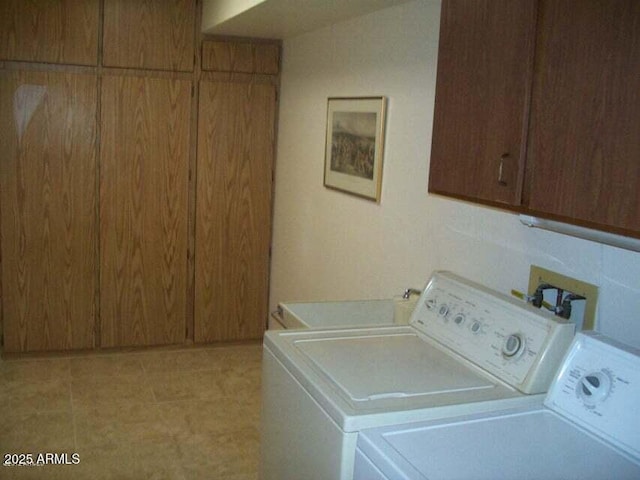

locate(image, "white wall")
[[201, 0, 264, 31], [270, 0, 640, 348]]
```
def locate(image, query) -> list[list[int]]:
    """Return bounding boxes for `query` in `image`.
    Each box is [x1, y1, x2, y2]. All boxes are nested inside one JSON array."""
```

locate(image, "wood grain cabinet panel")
[[428, 0, 537, 206], [0, 71, 97, 352], [195, 81, 276, 343], [202, 41, 280, 75], [526, 0, 640, 234], [0, 0, 99, 65], [100, 75, 190, 347], [103, 0, 196, 71]]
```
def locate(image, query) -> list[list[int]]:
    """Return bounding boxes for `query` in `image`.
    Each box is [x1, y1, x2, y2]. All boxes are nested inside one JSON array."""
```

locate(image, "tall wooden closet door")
[[100, 76, 190, 347], [195, 81, 276, 342], [0, 71, 97, 352]]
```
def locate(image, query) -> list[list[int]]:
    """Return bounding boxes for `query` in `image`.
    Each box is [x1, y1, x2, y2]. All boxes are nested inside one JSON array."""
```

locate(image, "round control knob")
[[438, 304, 449, 318], [577, 371, 612, 407], [470, 320, 482, 334], [502, 333, 525, 359], [453, 314, 466, 326]]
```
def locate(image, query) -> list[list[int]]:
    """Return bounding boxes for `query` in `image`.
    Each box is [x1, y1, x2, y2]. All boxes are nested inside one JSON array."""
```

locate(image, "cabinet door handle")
[[498, 153, 509, 186]]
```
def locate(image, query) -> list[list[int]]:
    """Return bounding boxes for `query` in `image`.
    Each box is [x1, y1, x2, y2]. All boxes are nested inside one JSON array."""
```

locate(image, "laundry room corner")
[[269, 0, 640, 349]]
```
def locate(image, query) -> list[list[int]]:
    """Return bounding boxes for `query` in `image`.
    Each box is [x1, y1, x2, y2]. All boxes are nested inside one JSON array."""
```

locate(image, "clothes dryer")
[[354, 332, 640, 480]]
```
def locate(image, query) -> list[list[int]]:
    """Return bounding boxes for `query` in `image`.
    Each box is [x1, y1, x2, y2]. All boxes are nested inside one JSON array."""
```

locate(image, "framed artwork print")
[[324, 96, 386, 202]]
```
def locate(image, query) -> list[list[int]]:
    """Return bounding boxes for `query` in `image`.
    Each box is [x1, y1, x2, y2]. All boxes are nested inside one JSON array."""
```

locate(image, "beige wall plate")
[[528, 266, 598, 331]]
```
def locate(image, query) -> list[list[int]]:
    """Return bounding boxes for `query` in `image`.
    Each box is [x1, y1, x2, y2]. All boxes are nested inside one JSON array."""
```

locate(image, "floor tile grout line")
[[68, 356, 81, 455]]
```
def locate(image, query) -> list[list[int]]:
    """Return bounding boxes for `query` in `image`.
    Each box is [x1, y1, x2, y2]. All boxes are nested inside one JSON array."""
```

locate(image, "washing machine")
[[260, 271, 576, 480], [354, 331, 640, 480]]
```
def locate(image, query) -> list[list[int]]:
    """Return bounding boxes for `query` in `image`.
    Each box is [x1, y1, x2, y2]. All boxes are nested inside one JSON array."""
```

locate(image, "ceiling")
[[202, 0, 416, 39]]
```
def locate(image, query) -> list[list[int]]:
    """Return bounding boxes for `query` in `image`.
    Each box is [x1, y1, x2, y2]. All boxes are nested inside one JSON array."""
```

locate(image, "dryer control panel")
[[545, 332, 640, 460], [410, 271, 575, 394]]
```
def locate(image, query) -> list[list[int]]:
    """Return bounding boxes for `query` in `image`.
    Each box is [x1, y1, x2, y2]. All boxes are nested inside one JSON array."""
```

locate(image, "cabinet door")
[[202, 41, 280, 75], [103, 0, 196, 71], [526, 0, 640, 234], [195, 81, 276, 342], [0, 71, 97, 352], [100, 76, 190, 347], [428, 0, 537, 205], [0, 0, 99, 65]]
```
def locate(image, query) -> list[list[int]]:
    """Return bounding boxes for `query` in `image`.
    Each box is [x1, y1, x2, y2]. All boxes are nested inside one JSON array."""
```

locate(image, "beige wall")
[[270, 0, 640, 348]]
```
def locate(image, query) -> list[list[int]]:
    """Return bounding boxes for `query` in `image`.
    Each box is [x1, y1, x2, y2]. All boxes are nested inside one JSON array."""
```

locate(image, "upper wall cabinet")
[[202, 40, 280, 74], [103, 0, 196, 71], [525, 0, 640, 235], [430, 0, 640, 237], [429, 0, 537, 206], [0, 0, 99, 65]]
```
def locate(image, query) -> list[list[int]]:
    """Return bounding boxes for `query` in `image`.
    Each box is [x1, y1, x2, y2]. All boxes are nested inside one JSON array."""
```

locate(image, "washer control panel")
[[545, 332, 640, 459], [410, 272, 575, 394]]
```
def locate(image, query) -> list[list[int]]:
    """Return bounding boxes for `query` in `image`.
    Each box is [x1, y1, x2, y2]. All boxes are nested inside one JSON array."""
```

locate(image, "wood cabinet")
[[430, 0, 640, 236], [525, 0, 640, 234], [202, 40, 280, 75], [103, 0, 196, 71], [99, 75, 191, 347], [0, 0, 280, 352], [0, 0, 100, 66], [429, 0, 536, 206], [194, 81, 276, 343], [0, 71, 97, 352]]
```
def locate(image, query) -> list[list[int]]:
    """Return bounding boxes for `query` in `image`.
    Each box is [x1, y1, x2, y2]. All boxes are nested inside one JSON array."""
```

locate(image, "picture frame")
[[324, 96, 387, 202]]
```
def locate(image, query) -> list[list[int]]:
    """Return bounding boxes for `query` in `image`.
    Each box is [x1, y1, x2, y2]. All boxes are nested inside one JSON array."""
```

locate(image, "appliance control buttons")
[[438, 304, 449, 318], [577, 371, 612, 407], [502, 333, 525, 359], [470, 320, 482, 334], [425, 298, 437, 310], [453, 314, 466, 326]]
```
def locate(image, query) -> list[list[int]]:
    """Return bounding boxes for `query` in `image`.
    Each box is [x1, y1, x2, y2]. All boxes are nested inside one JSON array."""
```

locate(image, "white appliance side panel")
[[353, 448, 390, 480], [260, 347, 357, 480], [358, 410, 640, 480]]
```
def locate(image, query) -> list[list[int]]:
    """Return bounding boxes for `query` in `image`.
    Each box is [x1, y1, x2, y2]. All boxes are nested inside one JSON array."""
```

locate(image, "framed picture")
[[324, 96, 386, 202]]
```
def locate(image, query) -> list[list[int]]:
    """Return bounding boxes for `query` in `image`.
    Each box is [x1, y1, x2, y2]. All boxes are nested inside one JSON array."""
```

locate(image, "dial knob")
[[470, 320, 482, 334], [502, 333, 525, 359], [577, 371, 612, 407], [453, 314, 466, 326]]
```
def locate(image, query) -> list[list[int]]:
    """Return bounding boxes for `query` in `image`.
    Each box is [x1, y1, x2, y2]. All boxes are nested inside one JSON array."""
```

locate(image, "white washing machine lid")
[[264, 326, 532, 430], [295, 332, 494, 402], [357, 408, 640, 480]]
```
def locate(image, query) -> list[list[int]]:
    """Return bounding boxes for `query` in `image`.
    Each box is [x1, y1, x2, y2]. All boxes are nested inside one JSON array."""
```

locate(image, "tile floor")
[[0, 343, 263, 479]]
